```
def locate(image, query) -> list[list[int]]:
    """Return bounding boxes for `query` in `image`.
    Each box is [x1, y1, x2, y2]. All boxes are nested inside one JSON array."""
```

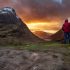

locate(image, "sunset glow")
[[27, 22, 60, 34], [0, 0, 69, 34]]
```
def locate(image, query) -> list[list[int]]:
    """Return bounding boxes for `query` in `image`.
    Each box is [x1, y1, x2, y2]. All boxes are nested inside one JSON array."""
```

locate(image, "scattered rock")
[[0, 48, 66, 70]]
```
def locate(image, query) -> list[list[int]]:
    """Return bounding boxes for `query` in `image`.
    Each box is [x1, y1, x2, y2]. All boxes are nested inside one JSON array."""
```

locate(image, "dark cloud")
[[18, 0, 70, 22], [0, 0, 70, 22]]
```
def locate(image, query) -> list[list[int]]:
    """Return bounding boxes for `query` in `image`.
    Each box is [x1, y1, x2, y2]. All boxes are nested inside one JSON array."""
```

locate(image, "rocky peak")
[[0, 7, 43, 44]]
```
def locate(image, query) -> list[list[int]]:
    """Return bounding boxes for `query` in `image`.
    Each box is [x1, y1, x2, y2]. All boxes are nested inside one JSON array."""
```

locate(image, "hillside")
[[33, 31, 52, 40], [0, 7, 44, 45], [50, 29, 64, 41]]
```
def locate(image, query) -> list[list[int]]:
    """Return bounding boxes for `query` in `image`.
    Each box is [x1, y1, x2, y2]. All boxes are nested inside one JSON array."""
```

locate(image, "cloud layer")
[[0, 0, 70, 23]]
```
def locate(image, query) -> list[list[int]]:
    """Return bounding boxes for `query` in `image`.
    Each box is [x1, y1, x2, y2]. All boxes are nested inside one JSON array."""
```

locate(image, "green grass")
[[0, 41, 70, 68], [1, 41, 70, 51]]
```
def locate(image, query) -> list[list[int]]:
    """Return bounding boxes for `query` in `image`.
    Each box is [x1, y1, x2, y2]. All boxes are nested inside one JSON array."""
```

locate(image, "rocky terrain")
[[0, 47, 66, 70]]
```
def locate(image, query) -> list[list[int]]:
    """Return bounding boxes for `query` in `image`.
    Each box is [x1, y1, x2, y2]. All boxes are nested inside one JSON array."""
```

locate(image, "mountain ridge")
[[0, 7, 44, 44]]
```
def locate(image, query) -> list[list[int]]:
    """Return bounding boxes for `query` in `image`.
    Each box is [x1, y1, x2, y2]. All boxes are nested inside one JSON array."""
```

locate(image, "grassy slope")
[[1, 41, 70, 50], [0, 41, 70, 68]]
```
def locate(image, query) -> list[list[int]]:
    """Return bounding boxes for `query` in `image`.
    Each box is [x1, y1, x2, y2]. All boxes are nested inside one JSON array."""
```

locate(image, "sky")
[[0, 0, 70, 33]]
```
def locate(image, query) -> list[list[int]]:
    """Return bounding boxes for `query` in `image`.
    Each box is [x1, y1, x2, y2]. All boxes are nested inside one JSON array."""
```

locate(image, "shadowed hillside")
[[33, 31, 52, 39], [50, 29, 64, 41], [0, 7, 44, 44]]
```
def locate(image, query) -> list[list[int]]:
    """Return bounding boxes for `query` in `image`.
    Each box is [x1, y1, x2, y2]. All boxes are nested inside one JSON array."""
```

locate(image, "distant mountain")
[[33, 31, 52, 40], [50, 29, 64, 41], [0, 7, 44, 44]]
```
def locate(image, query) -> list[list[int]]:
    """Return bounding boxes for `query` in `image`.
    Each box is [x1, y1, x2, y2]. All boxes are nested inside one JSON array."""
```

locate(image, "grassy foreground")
[[0, 41, 70, 68], [0, 41, 70, 51]]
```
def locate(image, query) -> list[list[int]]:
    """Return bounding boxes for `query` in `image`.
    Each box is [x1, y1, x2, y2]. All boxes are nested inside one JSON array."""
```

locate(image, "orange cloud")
[[27, 21, 61, 33], [0, 0, 67, 33]]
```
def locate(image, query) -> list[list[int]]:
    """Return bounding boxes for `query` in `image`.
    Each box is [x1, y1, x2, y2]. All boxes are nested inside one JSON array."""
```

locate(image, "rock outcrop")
[[0, 7, 43, 44]]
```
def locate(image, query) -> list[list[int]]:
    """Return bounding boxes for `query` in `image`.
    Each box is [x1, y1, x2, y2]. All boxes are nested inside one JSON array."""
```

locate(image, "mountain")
[[50, 29, 64, 41], [0, 7, 44, 44], [33, 31, 52, 41]]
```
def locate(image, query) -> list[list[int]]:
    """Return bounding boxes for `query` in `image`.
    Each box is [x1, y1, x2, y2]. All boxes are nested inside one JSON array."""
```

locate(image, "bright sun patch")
[[27, 22, 60, 34]]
